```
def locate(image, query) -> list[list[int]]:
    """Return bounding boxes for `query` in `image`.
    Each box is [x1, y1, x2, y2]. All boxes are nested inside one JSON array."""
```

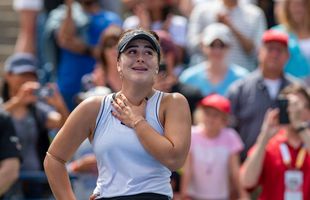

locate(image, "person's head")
[[199, 94, 231, 135], [156, 30, 179, 74], [280, 84, 310, 125], [99, 25, 123, 72], [277, 0, 310, 31], [3, 53, 38, 99], [117, 28, 161, 85], [153, 30, 179, 92], [201, 23, 231, 64], [258, 29, 289, 79]]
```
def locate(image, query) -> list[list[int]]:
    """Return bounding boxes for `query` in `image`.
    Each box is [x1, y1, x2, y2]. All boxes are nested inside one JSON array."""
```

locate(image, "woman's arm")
[[44, 97, 102, 200], [112, 92, 191, 171], [134, 93, 191, 171]]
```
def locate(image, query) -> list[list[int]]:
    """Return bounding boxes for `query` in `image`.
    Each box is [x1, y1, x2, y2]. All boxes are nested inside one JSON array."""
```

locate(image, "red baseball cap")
[[199, 94, 231, 114], [262, 29, 289, 47]]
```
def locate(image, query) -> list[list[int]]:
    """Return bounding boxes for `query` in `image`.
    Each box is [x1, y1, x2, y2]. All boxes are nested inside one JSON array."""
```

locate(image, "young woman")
[[44, 28, 191, 200]]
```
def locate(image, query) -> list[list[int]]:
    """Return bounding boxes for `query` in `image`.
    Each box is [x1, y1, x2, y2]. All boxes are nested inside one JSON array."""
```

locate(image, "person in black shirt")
[[0, 109, 21, 199]]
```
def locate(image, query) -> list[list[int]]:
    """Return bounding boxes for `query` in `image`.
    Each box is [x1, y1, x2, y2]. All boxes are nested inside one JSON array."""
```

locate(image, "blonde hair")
[[277, 0, 310, 32]]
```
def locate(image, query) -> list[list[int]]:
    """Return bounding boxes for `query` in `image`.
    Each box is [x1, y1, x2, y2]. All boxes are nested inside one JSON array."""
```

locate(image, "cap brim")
[[118, 33, 160, 54], [11, 65, 37, 74]]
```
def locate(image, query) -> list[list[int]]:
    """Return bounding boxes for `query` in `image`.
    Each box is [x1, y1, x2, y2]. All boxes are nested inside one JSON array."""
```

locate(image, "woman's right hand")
[[111, 93, 147, 128]]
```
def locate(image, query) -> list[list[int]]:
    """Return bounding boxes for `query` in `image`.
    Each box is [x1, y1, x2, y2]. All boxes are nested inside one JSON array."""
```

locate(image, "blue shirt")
[[179, 62, 249, 96], [57, 10, 122, 94]]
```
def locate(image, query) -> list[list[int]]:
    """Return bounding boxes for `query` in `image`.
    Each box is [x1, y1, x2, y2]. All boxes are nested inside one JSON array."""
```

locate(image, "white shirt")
[[264, 78, 281, 99]]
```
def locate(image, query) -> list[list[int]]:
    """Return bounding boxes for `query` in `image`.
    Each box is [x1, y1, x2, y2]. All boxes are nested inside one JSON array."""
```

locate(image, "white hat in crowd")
[[201, 23, 232, 46]]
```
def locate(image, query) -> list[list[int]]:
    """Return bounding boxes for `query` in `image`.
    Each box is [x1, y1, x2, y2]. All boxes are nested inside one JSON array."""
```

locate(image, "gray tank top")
[[92, 90, 172, 198]]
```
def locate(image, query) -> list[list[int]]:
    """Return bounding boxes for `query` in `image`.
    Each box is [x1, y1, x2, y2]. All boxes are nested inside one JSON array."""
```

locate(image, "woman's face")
[[288, 0, 306, 23], [117, 39, 159, 84], [203, 39, 229, 63]]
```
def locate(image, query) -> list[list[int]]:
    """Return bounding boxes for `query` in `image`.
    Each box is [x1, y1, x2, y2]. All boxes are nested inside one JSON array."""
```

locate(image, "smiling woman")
[[44, 28, 191, 200]]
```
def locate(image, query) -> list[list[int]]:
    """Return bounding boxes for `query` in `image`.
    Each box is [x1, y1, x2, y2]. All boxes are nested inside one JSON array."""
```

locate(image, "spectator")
[[180, 23, 248, 96], [154, 30, 203, 117], [180, 94, 248, 200], [1, 54, 69, 198], [187, 0, 267, 71], [273, 0, 310, 79], [13, 0, 42, 55], [44, 0, 122, 110], [240, 84, 310, 200], [123, 0, 188, 64], [227, 29, 299, 161], [0, 109, 21, 199], [85, 25, 124, 93], [9, 0, 42, 84]]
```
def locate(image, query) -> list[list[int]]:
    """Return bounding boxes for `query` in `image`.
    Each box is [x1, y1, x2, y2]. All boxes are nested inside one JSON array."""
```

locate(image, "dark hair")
[[281, 84, 310, 109]]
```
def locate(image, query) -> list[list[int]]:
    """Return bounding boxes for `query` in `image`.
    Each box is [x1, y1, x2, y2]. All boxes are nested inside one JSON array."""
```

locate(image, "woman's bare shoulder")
[[74, 95, 107, 118], [162, 92, 188, 105]]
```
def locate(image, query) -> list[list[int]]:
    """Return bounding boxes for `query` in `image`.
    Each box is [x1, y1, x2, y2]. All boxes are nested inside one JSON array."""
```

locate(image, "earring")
[[119, 71, 123, 79]]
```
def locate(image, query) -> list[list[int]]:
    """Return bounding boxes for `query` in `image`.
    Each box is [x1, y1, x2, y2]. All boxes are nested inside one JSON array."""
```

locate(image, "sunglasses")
[[209, 42, 227, 49]]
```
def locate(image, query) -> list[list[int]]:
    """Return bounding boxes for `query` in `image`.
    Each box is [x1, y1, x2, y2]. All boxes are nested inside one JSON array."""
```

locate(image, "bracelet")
[[133, 118, 146, 129], [46, 151, 67, 165]]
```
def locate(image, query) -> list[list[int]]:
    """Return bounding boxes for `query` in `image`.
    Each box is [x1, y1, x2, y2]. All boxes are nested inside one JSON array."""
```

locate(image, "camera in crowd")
[[34, 86, 54, 99]]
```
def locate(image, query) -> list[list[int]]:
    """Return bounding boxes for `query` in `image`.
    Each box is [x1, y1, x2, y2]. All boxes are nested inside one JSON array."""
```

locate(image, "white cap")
[[4, 53, 37, 74], [201, 23, 232, 46]]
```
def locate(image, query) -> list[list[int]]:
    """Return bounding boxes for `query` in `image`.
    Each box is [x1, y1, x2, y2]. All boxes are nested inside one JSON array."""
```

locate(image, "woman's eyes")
[[127, 49, 137, 54], [127, 49, 154, 56], [145, 50, 154, 56]]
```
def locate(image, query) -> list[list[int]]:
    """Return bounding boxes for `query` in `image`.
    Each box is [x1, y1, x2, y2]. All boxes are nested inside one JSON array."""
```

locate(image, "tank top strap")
[[93, 94, 112, 137]]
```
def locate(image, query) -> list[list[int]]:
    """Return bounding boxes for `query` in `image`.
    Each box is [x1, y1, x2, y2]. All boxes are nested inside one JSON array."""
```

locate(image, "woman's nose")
[[136, 52, 145, 63]]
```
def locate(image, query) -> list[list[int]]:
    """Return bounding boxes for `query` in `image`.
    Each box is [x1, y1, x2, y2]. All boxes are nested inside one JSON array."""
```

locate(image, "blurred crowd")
[[1, 0, 310, 199]]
